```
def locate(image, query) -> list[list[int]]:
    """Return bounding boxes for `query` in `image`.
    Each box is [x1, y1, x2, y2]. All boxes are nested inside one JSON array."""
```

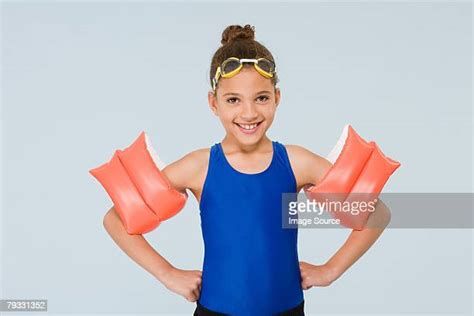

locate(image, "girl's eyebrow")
[[223, 90, 272, 97]]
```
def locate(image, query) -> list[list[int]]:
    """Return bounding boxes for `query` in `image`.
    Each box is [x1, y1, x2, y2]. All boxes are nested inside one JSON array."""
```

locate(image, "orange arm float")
[[89, 132, 188, 234], [304, 125, 401, 230], [89, 150, 160, 234]]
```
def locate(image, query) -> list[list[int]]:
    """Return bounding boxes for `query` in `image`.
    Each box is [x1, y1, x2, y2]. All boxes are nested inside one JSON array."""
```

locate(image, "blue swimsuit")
[[198, 141, 304, 315]]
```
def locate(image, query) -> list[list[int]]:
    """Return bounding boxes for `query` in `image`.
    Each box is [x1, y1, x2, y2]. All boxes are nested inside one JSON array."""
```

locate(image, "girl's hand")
[[160, 266, 202, 302], [299, 261, 338, 290]]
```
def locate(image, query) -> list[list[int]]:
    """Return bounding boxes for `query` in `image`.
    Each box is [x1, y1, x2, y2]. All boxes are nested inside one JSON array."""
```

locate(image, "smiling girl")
[[103, 24, 392, 316]]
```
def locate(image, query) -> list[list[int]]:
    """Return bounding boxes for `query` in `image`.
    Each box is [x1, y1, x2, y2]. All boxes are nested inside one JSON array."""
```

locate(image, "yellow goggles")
[[212, 57, 276, 92]]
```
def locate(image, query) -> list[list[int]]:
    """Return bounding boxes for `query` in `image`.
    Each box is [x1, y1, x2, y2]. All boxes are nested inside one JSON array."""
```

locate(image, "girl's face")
[[208, 66, 280, 147]]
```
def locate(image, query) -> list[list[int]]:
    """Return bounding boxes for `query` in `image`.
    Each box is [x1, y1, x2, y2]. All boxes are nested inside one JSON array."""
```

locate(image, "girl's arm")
[[286, 145, 392, 289], [318, 199, 391, 286], [102, 149, 209, 302]]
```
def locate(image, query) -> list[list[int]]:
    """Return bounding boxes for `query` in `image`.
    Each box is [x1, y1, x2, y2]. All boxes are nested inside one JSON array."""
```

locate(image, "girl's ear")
[[208, 90, 219, 116], [275, 87, 281, 107]]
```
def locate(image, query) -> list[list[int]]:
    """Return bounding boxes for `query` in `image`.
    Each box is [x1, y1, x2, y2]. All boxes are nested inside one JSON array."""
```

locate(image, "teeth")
[[238, 123, 258, 130]]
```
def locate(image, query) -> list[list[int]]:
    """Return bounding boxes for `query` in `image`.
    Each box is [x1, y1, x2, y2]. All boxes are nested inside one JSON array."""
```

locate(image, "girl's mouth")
[[234, 121, 263, 135]]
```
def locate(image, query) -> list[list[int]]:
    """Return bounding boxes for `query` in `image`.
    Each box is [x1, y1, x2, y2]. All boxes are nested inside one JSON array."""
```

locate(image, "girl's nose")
[[240, 102, 258, 121]]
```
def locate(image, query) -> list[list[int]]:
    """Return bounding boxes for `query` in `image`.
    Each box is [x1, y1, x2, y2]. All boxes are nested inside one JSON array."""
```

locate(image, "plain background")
[[1, 1, 472, 315]]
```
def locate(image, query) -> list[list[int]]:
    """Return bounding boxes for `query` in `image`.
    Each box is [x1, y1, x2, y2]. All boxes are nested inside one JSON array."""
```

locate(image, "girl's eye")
[[257, 95, 270, 102], [226, 96, 269, 104]]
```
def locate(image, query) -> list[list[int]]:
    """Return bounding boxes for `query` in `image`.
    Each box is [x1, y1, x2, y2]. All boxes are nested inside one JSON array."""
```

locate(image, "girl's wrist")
[[323, 262, 342, 283], [154, 263, 175, 283]]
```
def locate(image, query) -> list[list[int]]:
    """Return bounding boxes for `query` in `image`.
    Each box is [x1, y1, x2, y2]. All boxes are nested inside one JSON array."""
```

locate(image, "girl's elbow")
[[379, 201, 392, 228], [383, 208, 391, 227], [103, 206, 117, 230]]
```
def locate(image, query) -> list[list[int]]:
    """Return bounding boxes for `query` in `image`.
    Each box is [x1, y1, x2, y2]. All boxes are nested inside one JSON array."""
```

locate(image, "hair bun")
[[221, 24, 255, 45]]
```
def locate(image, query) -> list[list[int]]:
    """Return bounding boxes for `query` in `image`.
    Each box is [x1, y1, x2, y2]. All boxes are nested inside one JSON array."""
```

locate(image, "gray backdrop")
[[1, 1, 472, 315]]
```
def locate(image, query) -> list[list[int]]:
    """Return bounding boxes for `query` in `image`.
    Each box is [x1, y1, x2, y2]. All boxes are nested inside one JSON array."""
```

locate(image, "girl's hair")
[[209, 24, 279, 92]]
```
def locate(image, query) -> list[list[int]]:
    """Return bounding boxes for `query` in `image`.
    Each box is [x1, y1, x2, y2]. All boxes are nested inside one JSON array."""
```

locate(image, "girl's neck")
[[221, 135, 272, 154]]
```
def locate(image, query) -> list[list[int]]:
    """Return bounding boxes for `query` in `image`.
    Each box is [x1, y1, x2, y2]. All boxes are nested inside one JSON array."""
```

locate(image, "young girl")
[[103, 24, 392, 316]]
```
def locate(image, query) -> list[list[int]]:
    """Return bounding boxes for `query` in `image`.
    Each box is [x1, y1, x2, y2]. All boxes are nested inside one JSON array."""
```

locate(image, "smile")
[[234, 121, 263, 134]]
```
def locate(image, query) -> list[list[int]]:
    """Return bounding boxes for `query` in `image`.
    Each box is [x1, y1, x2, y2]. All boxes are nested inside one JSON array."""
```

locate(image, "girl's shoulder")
[[162, 147, 210, 193], [284, 144, 325, 164], [181, 147, 211, 170], [284, 144, 333, 189]]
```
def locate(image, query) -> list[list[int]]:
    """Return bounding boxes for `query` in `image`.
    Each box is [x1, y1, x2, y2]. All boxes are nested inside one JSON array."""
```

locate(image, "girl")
[[103, 24, 392, 316]]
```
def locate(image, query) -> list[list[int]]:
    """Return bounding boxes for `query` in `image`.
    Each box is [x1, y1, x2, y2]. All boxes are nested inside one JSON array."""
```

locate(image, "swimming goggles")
[[211, 57, 276, 92]]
